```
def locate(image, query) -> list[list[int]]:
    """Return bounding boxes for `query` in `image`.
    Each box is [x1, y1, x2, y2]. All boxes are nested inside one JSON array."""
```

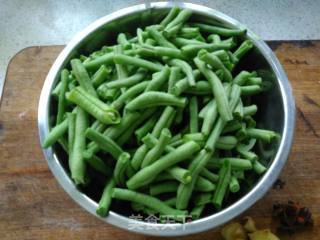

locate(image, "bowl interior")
[[46, 4, 285, 228]]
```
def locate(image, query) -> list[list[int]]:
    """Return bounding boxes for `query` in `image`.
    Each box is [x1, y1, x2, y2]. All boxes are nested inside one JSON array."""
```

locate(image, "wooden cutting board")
[[0, 42, 319, 240]]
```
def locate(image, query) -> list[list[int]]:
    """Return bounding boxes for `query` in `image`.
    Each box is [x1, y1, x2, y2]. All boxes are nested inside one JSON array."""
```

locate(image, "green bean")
[[179, 27, 201, 38], [146, 26, 177, 49], [135, 114, 159, 142], [240, 85, 262, 96], [126, 163, 136, 179], [189, 96, 199, 133], [193, 192, 212, 206], [142, 133, 175, 153], [229, 175, 240, 193], [160, 6, 180, 27], [127, 141, 200, 189], [137, 28, 145, 45], [173, 37, 204, 47], [69, 108, 88, 185], [112, 188, 187, 221], [212, 160, 231, 209], [92, 65, 110, 88], [236, 144, 258, 161], [52, 81, 62, 98], [42, 118, 68, 148], [71, 59, 97, 97], [126, 92, 186, 111], [58, 137, 68, 153], [233, 40, 253, 61], [68, 113, 76, 156], [185, 81, 211, 95], [169, 59, 195, 86], [85, 155, 111, 176], [243, 104, 258, 116], [97, 84, 119, 101], [138, 45, 185, 59], [117, 109, 157, 147], [85, 128, 123, 159], [170, 139, 184, 148], [113, 54, 163, 72], [164, 9, 192, 32], [195, 176, 216, 192], [131, 144, 149, 171], [114, 152, 130, 186], [56, 69, 69, 124], [84, 53, 114, 70], [191, 204, 205, 220], [200, 168, 219, 182], [117, 33, 130, 48], [176, 149, 212, 210], [166, 166, 192, 184], [183, 133, 205, 143], [164, 197, 177, 207], [168, 66, 181, 93], [66, 87, 120, 124], [194, 23, 246, 37], [96, 178, 115, 217], [198, 49, 233, 82], [84, 111, 141, 159], [149, 181, 178, 195], [216, 136, 238, 150], [234, 100, 244, 119], [210, 157, 252, 170], [222, 120, 242, 134], [234, 71, 256, 86], [112, 81, 149, 110], [90, 120, 106, 133], [233, 170, 245, 180], [145, 38, 157, 46], [141, 128, 171, 168], [253, 160, 267, 174], [182, 42, 233, 57], [194, 58, 232, 122], [201, 100, 218, 135], [172, 78, 189, 96], [106, 71, 145, 89], [247, 77, 262, 85], [246, 128, 277, 143], [145, 66, 170, 91], [207, 34, 221, 43]]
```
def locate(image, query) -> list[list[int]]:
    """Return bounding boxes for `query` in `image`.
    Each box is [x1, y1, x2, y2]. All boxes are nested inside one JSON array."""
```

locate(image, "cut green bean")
[[56, 69, 69, 124], [234, 71, 256, 86], [66, 86, 120, 124], [146, 26, 177, 49], [216, 136, 238, 150], [193, 192, 212, 206], [96, 178, 115, 217], [92, 65, 110, 88], [112, 188, 187, 221], [194, 23, 246, 37], [240, 85, 262, 96], [169, 59, 195, 86], [85, 128, 123, 159], [212, 160, 231, 209], [141, 128, 171, 168], [166, 166, 192, 184], [182, 42, 233, 57], [114, 54, 163, 72], [69, 107, 88, 185], [142, 133, 175, 153], [145, 66, 170, 91], [71, 59, 97, 97], [200, 168, 219, 182], [245, 128, 277, 143], [127, 141, 200, 189], [233, 40, 253, 61], [189, 96, 199, 133], [236, 144, 258, 161], [126, 92, 186, 111], [209, 157, 252, 170], [42, 118, 68, 148], [112, 81, 149, 110], [191, 204, 205, 220], [106, 71, 146, 89], [253, 160, 267, 174], [85, 155, 111, 176], [198, 49, 232, 82], [164, 9, 192, 32], [195, 176, 216, 192], [149, 181, 178, 195], [135, 114, 159, 142], [114, 152, 130, 186], [194, 58, 232, 122], [247, 77, 262, 85], [229, 175, 240, 193], [160, 7, 180, 27]]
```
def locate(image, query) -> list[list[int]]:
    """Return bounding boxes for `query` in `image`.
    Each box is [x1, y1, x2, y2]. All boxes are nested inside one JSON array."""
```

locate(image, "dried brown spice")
[[273, 201, 313, 233]]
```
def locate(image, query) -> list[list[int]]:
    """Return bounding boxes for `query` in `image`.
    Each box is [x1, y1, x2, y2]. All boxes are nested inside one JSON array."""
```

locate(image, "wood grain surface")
[[0, 42, 319, 239]]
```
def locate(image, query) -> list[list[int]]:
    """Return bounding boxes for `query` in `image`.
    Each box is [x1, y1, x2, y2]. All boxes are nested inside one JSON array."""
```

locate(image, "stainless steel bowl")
[[38, 2, 295, 236]]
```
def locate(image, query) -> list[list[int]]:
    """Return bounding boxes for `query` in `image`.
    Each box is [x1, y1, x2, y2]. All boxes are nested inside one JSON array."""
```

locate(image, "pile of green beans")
[[43, 7, 278, 222]]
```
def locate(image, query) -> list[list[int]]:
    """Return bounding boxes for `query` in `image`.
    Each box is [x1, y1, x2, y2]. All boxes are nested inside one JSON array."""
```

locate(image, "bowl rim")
[[38, 1, 296, 236]]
